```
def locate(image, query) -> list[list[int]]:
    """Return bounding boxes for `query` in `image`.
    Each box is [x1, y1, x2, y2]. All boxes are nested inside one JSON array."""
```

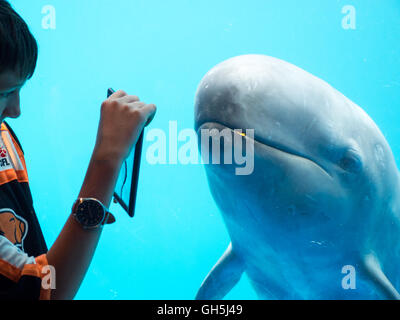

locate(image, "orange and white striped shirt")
[[0, 121, 50, 300]]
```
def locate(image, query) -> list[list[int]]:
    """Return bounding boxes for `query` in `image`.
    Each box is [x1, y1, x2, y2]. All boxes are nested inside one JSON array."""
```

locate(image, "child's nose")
[[4, 94, 21, 119]]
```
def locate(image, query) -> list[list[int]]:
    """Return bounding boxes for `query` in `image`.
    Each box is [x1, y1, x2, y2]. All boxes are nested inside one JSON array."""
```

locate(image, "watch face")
[[75, 199, 105, 228]]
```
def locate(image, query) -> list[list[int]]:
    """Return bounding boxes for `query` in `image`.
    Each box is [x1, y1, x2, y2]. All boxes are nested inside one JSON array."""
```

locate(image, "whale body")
[[194, 54, 400, 299]]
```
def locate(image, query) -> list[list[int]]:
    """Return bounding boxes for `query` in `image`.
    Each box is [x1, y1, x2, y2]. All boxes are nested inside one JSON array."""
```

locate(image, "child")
[[0, 0, 156, 300]]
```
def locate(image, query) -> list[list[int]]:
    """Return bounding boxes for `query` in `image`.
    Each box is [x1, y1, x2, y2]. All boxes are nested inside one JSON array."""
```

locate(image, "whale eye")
[[338, 149, 362, 173]]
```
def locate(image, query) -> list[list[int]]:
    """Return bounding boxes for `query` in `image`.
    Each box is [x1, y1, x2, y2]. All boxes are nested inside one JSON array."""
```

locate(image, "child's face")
[[0, 69, 26, 124]]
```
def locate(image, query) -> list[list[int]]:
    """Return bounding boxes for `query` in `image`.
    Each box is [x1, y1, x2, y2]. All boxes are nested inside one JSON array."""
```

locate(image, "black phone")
[[108, 88, 144, 217]]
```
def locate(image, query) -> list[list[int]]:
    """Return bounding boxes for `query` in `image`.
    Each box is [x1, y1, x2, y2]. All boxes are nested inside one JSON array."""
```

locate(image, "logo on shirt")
[[0, 145, 11, 168], [0, 129, 27, 183], [0, 147, 7, 157], [0, 208, 28, 250]]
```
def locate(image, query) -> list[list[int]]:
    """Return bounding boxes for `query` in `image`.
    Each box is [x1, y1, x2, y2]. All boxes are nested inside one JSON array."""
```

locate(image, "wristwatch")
[[72, 198, 111, 230]]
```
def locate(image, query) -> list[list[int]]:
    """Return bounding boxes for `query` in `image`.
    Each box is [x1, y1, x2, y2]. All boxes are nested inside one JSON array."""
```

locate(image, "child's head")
[[0, 0, 37, 80], [0, 0, 37, 122]]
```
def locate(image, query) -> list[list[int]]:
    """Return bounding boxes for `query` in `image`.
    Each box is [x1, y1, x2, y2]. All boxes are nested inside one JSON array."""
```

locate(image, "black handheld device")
[[108, 88, 144, 217]]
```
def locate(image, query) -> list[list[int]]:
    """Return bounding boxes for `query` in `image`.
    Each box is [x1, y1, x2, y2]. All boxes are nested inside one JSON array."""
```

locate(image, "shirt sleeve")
[[0, 235, 51, 300]]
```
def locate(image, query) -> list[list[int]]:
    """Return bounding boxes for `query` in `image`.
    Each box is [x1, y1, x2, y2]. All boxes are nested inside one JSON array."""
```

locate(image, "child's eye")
[[0, 90, 16, 98]]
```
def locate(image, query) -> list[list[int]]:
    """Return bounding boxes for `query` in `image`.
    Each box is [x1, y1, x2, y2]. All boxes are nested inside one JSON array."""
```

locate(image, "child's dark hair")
[[0, 0, 38, 80]]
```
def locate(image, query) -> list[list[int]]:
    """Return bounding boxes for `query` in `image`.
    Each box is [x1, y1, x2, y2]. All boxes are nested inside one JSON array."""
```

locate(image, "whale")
[[194, 54, 400, 300]]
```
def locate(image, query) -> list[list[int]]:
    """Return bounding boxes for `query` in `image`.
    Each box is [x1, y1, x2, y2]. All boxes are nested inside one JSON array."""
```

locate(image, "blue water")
[[9, 0, 400, 299]]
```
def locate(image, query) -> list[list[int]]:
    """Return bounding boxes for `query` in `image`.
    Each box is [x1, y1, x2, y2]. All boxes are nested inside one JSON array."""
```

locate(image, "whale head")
[[194, 55, 400, 256]]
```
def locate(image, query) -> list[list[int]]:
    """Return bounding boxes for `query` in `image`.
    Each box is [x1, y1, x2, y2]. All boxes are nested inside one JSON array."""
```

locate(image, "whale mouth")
[[197, 121, 332, 178]]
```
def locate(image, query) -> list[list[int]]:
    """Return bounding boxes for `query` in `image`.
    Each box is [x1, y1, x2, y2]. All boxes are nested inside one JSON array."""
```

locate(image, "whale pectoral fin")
[[363, 253, 400, 300], [195, 243, 245, 300]]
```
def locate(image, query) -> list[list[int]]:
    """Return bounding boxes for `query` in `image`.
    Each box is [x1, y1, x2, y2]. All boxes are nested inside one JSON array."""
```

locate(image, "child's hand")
[[93, 90, 156, 163]]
